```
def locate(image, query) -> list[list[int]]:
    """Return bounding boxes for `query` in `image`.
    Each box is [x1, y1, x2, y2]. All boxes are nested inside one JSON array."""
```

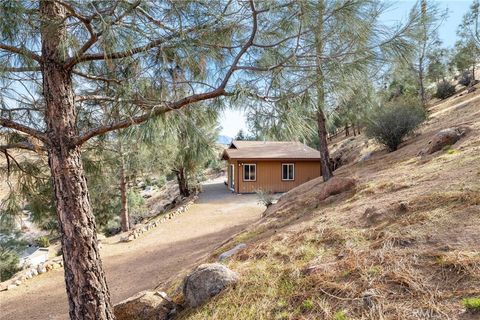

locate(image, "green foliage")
[[333, 310, 349, 320], [206, 157, 225, 174], [365, 103, 426, 151], [435, 81, 456, 99], [301, 298, 314, 311], [457, 0, 480, 47], [0, 231, 25, 281], [427, 48, 448, 82], [168, 106, 220, 195], [127, 190, 148, 225], [462, 297, 480, 312], [0, 249, 20, 281], [234, 129, 256, 141], [451, 40, 479, 74], [35, 236, 50, 248]]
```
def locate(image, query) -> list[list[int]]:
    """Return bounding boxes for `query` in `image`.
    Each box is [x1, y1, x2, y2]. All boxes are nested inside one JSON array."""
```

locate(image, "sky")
[[218, 0, 474, 138]]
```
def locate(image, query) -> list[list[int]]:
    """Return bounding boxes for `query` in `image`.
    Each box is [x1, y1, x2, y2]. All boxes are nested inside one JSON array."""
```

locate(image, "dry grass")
[[178, 224, 479, 319], [176, 91, 480, 319]]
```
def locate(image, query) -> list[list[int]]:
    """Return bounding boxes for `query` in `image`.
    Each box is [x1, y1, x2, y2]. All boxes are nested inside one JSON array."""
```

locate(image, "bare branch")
[[1, 66, 42, 73], [0, 141, 45, 152], [0, 43, 42, 63], [75, 95, 117, 103], [0, 118, 48, 143], [72, 71, 122, 84]]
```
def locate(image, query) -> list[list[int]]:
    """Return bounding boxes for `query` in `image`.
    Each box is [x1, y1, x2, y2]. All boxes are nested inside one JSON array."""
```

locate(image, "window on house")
[[243, 164, 256, 181], [282, 163, 294, 180]]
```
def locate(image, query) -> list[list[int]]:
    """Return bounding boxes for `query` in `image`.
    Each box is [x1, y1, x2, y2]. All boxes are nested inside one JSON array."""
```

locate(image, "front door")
[[229, 164, 235, 191]]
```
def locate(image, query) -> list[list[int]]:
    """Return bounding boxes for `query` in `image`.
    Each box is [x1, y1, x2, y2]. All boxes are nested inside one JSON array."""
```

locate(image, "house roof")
[[222, 140, 321, 160]]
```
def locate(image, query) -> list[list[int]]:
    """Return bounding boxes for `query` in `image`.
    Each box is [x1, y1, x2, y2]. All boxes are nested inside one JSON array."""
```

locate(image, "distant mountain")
[[217, 135, 232, 145]]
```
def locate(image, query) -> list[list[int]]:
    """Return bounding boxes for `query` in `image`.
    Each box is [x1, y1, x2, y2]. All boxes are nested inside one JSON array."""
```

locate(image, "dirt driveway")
[[0, 177, 263, 320]]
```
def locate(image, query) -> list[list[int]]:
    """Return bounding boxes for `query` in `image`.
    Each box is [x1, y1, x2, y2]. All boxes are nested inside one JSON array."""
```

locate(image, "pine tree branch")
[[75, 95, 117, 103], [0, 142, 44, 152], [72, 71, 122, 84], [0, 43, 42, 63], [62, 0, 143, 69], [1, 66, 42, 72], [75, 38, 168, 63], [74, 0, 259, 146], [71, 17, 225, 65], [0, 118, 48, 143]]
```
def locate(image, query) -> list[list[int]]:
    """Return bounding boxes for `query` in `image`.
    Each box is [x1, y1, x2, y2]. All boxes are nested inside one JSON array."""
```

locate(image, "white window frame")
[[282, 163, 295, 181], [243, 163, 256, 181], [229, 164, 235, 190]]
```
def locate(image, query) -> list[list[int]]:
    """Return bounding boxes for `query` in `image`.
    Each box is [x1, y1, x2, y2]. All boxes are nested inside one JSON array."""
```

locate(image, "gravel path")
[[0, 177, 262, 320]]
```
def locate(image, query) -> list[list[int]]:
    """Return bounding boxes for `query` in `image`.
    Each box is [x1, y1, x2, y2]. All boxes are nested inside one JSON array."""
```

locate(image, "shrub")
[[365, 104, 426, 151], [458, 71, 473, 87], [435, 81, 456, 99], [35, 235, 50, 248], [255, 189, 274, 209], [463, 297, 480, 313], [0, 249, 20, 281]]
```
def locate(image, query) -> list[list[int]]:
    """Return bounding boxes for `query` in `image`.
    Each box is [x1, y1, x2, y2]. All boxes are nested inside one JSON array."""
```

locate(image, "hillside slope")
[[176, 89, 480, 319]]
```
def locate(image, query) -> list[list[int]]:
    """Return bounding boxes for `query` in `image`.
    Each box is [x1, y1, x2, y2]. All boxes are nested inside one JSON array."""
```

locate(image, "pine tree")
[[455, 0, 480, 82], [242, 0, 418, 181], [0, 1, 300, 318]]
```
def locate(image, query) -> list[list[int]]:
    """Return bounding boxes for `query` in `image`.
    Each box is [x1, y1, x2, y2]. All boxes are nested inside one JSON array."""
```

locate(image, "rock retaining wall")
[[0, 256, 64, 291], [120, 193, 199, 243], [0, 193, 200, 291]]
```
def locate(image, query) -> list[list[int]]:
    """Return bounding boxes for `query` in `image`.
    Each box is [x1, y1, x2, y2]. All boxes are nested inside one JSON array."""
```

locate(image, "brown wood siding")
[[228, 160, 321, 193]]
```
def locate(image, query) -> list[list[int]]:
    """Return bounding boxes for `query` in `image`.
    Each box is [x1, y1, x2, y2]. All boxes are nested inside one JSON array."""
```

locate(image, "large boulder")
[[183, 263, 238, 307], [420, 127, 469, 155], [114, 290, 174, 320]]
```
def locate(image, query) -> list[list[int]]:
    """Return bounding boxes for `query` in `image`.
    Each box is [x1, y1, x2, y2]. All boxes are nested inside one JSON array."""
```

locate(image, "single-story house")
[[221, 140, 322, 193]]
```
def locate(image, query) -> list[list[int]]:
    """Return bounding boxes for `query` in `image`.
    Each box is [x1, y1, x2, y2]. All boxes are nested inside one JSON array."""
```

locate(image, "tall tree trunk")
[[176, 169, 190, 197], [314, 0, 333, 182], [40, 1, 115, 319], [119, 152, 129, 232], [418, 57, 427, 106], [345, 124, 350, 136], [418, 0, 428, 107]]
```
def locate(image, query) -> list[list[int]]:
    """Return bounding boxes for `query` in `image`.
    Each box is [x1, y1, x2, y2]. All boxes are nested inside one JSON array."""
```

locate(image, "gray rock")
[[420, 127, 469, 155], [218, 244, 247, 261], [37, 264, 47, 274], [7, 284, 17, 290], [360, 152, 372, 162], [120, 234, 134, 242], [183, 263, 238, 307], [30, 268, 38, 276], [114, 290, 173, 320]]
